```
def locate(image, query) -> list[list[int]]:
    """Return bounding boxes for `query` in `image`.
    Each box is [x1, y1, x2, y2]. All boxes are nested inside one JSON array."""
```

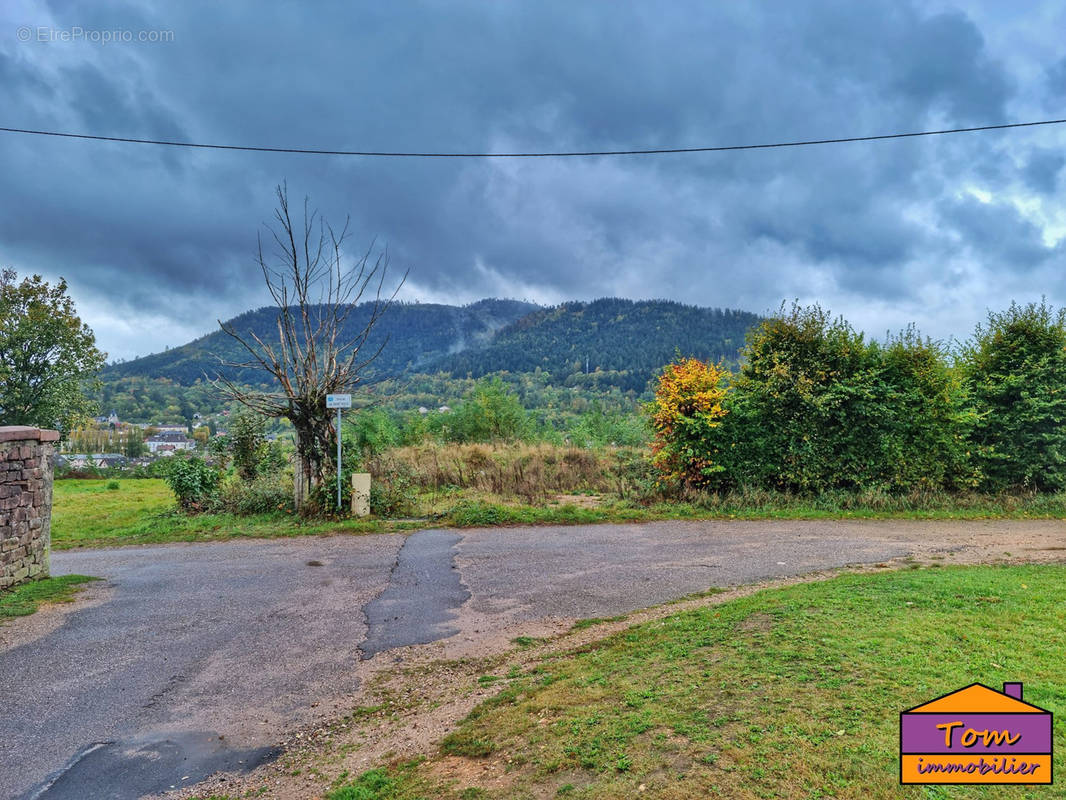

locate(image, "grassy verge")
[[0, 574, 99, 617], [53, 478, 1066, 550], [325, 564, 1065, 799]]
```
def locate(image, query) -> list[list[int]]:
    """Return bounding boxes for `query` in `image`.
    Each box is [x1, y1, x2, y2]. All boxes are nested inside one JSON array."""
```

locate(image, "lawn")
[[50, 479, 425, 548], [324, 565, 1065, 799]]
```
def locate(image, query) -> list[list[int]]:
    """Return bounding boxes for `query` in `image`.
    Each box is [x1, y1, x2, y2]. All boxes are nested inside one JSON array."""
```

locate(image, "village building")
[[145, 432, 197, 455], [56, 453, 129, 469]]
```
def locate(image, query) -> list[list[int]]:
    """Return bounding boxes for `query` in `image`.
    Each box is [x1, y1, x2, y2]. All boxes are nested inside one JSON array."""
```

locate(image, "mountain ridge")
[[99, 296, 762, 399]]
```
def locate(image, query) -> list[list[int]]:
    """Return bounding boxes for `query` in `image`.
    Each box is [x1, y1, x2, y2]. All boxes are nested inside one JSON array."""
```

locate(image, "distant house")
[[57, 454, 91, 469], [94, 453, 128, 468], [146, 432, 196, 455], [56, 453, 127, 469], [107, 411, 120, 427]]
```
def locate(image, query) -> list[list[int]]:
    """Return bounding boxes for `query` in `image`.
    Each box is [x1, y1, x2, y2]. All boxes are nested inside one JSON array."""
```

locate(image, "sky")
[[2, 1, 1066, 361]]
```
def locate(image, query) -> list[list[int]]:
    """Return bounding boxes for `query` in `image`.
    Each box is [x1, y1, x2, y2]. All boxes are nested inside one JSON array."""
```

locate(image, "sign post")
[[325, 394, 352, 510]]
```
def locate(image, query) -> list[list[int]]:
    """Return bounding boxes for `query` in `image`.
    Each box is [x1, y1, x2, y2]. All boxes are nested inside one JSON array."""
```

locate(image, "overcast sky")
[[3, 1, 1066, 361]]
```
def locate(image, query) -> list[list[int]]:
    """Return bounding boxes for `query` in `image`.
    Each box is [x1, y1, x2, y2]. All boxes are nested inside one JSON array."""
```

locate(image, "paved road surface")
[[0, 519, 1058, 798]]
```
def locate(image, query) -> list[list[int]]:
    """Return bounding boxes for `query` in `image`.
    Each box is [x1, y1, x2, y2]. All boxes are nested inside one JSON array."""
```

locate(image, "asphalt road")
[[0, 519, 1057, 799]]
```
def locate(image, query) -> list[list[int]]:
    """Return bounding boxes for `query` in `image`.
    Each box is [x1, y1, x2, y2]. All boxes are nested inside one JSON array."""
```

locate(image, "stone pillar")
[[0, 426, 59, 589]]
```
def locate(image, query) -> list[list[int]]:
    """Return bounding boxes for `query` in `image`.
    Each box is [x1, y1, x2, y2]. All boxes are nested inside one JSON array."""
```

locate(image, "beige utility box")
[[350, 473, 371, 517]]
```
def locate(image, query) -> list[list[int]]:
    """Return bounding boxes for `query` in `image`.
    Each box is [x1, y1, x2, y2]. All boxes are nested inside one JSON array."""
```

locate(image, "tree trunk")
[[293, 454, 309, 510]]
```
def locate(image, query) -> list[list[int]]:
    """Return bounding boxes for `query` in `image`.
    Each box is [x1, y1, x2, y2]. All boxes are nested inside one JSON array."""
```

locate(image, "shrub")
[[446, 499, 507, 527], [717, 304, 883, 491], [876, 327, 976, 490], [962, 300, 1066, 490], [437, 377, 529, 443], [219, 473, 294, 515], [163, 456, 221, 512], [106, 480, 120, 490], [712, 304, 973, 493], [369, 462, 417, 517], [610, 449, 665, 503], [648, 356, 729, 490]]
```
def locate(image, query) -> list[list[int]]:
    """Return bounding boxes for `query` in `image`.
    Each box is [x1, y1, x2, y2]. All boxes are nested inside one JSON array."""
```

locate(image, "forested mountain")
[[102, 298, 539, 386], [96, 298, 762, 421], [436, 299, 761, 391]]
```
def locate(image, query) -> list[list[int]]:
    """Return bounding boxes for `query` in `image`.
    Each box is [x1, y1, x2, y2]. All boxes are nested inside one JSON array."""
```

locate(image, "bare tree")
[[216, 184, 404, 510]]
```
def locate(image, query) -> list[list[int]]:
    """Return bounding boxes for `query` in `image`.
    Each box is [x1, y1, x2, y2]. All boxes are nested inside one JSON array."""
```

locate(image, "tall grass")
[[365, 443, 655, 503]]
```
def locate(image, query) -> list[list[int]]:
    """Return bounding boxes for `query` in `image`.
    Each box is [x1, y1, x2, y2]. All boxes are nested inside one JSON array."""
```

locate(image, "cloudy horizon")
[[3, 1, 1066, 361]]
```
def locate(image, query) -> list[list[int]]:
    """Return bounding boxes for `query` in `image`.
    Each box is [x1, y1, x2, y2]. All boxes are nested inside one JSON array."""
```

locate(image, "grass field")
[[51, 477, 1066, 550], [0, 575, 98, 617], [50, 479, 421, 549], [318, 565, 1065, 799]]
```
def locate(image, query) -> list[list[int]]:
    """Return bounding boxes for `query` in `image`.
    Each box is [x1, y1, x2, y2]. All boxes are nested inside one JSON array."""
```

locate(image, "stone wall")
[[0, 426, 59, 589]]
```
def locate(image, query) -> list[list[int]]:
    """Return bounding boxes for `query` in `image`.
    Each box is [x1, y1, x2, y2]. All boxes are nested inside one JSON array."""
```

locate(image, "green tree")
[[962, 300, 1066, 490], [208, 434, 231, 469], [444, 377, 528, 442], [229, 408, 268, 480], [346, 407, 399, 459], [876, 328, 975, 490], [124, 427, 146, 459], [717, 304, 882, 491], [0, 269, 106, 434]]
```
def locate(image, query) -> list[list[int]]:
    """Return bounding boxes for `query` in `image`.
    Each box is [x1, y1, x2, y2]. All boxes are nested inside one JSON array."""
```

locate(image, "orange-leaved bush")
[[649, 357, 729, 489]]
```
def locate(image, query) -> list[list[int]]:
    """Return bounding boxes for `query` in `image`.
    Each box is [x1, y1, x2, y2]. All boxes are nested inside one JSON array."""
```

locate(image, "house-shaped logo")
[[900, 682, 1053, 784]]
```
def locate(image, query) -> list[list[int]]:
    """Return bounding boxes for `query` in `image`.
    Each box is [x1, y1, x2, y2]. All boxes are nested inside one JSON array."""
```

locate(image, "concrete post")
[[350, 473, 371, 517]]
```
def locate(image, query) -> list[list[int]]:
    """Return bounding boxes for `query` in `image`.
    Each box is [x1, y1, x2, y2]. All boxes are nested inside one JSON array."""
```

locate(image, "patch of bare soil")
[[851, 518, 1066, 566], [552, 493, 602, 508], [425, 755, 519, 795], [165, 523, 1065, 800]]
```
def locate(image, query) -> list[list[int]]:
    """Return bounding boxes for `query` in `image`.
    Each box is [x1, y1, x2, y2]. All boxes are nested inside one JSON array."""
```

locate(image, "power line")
[[1, 118, 1064, 158]]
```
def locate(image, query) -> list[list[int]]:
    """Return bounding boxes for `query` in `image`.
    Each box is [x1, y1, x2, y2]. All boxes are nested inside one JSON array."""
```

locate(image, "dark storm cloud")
[[1, 0, 1063, 358], [939, 195, 1055, 268], [1022, 148, 1064, 194]]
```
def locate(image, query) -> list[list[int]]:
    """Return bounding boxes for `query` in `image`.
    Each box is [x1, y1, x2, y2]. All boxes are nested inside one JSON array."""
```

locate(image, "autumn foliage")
[[649, 357, 729, 489]]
